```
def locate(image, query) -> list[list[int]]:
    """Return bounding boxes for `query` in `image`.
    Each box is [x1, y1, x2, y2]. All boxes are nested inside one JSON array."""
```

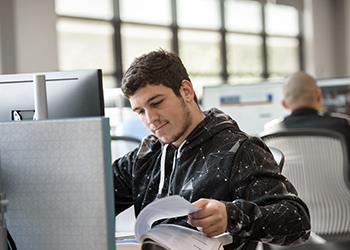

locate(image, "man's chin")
[[157, 135, 175, 145], [159, 138, 172, 145]]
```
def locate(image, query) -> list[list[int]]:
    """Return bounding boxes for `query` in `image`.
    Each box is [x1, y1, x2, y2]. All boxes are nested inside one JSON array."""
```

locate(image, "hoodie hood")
[[185, 108, 242, 149], [136, 108, 242, 159]]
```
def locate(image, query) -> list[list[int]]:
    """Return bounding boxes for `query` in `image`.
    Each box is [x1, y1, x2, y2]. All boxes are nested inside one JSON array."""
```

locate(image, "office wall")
[[304, 0, 335, 77], [345, 0, 350, 75], [0, 0, 16, 73], [304, 0, 350, 78], [0, 0, 58, 74]]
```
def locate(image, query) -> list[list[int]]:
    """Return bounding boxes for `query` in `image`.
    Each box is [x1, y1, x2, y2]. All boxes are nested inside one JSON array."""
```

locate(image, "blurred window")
[[55, 0, 113, 19], [265, 3, 299, 36], [121, 25, 172, 71], [225, 0, 262, 33], [55, 0, 303, 94], [57, 18, 115, 74], [177, 0, 220, 29], [267, 37, 299, 78], [226, 34, 263, 78], [120, 0, 171, 25], [179, 30, 221, 75]]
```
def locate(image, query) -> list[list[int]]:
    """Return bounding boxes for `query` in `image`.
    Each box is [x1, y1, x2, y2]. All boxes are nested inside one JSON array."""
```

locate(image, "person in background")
[[264, 71, 350, 155], [113, 50, 310, 249]]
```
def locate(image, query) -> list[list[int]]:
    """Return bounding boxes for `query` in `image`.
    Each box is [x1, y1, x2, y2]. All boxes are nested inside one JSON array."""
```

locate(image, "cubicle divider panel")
[[0, 117, 114, 250]]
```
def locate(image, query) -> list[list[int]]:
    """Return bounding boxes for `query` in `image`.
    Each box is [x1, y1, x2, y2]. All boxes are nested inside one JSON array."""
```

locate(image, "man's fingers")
[[190, 208, 213, 220], [190, 216, 226, 237], [189, 214, 215, 228], [203, 224, 224, 237], [192, 198, 209, 209], [191, 198, 212, 219]]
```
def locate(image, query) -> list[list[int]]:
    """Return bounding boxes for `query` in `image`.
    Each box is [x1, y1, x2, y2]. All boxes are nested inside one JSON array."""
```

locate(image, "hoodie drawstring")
[[158, 144, 169, 196], [157, 140, 187, 197]]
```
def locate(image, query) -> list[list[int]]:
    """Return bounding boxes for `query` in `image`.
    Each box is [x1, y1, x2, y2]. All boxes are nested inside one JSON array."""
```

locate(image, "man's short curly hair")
[[121, 49, 198, 103]]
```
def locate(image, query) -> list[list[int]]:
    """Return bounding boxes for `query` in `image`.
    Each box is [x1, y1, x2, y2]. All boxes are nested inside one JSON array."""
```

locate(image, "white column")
[[344, 0, 350, 75], [13, 0, 58, 73], [0, 0, 16, 73], [0, 0, 58, 74], [303, 0, 336, 78]]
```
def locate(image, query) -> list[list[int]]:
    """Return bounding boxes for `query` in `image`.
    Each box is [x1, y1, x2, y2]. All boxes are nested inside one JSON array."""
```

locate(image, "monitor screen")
[[0, 69, 104, 122], [317, 78, 350, 115], [202, 81, 287, 135]]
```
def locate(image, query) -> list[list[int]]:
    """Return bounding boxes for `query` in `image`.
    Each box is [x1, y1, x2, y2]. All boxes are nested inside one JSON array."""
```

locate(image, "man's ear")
[[282, 99, 289, 110], [180, 80, 195, 102], [316, 88, 322, 103]]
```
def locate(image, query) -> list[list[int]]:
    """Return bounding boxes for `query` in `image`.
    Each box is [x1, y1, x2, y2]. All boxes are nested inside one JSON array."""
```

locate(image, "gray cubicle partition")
[[0, 117, 114, 250]]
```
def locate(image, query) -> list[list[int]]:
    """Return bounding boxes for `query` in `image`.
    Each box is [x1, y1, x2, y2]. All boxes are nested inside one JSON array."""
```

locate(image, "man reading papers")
[[113, 50, 310, 249]]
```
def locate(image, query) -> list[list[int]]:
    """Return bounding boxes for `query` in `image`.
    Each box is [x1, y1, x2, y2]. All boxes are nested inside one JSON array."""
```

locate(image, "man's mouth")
[[154, 122, 168, 132]]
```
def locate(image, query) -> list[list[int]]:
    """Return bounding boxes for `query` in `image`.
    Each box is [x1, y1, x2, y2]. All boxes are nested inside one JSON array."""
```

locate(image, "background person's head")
[[121, 49, 198, 104], [282, 71, 322, 112]]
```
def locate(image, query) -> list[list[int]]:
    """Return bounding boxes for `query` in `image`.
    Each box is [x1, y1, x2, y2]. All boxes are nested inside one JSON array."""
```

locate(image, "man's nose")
[[145, 109, 159, 124]]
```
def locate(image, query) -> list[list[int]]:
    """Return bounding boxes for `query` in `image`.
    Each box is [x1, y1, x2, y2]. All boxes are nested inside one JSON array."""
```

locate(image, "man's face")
[[129, 84, 192, 146]]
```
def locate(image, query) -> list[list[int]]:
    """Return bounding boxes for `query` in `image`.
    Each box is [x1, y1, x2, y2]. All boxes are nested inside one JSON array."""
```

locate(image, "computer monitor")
[[0, 69, 104, 122], [317, 77, 350, 115], [202, 81, 287, 135]]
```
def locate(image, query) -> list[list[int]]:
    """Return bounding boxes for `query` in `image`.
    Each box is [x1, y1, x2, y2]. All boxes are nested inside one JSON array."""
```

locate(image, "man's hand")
[[188, 198, 227, 237]]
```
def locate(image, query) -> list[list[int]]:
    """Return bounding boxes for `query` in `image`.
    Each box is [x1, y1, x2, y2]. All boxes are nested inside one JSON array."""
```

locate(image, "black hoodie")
[[113, 108, 310, 249]]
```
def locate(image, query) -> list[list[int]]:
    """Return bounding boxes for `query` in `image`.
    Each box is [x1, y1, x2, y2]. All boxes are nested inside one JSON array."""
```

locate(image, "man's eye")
[[151, 100, 163, 107]]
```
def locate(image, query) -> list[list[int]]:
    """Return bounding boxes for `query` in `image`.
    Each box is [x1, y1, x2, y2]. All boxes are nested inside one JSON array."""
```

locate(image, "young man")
[[113, 50, 310, 249]]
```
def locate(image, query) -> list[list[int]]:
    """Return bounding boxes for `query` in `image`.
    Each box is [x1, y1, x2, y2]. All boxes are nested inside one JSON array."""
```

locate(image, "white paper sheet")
[[134, 195, 200, 240]]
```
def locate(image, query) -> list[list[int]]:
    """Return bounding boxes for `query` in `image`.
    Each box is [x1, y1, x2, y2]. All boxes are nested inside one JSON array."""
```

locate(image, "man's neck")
[[172, 108, 205, 148]]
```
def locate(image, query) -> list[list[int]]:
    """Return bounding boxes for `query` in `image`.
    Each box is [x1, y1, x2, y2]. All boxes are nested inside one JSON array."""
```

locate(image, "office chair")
[[268, 239, 350, 250], [261, 129, 350, 241], [268, 146, 285, 171]]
